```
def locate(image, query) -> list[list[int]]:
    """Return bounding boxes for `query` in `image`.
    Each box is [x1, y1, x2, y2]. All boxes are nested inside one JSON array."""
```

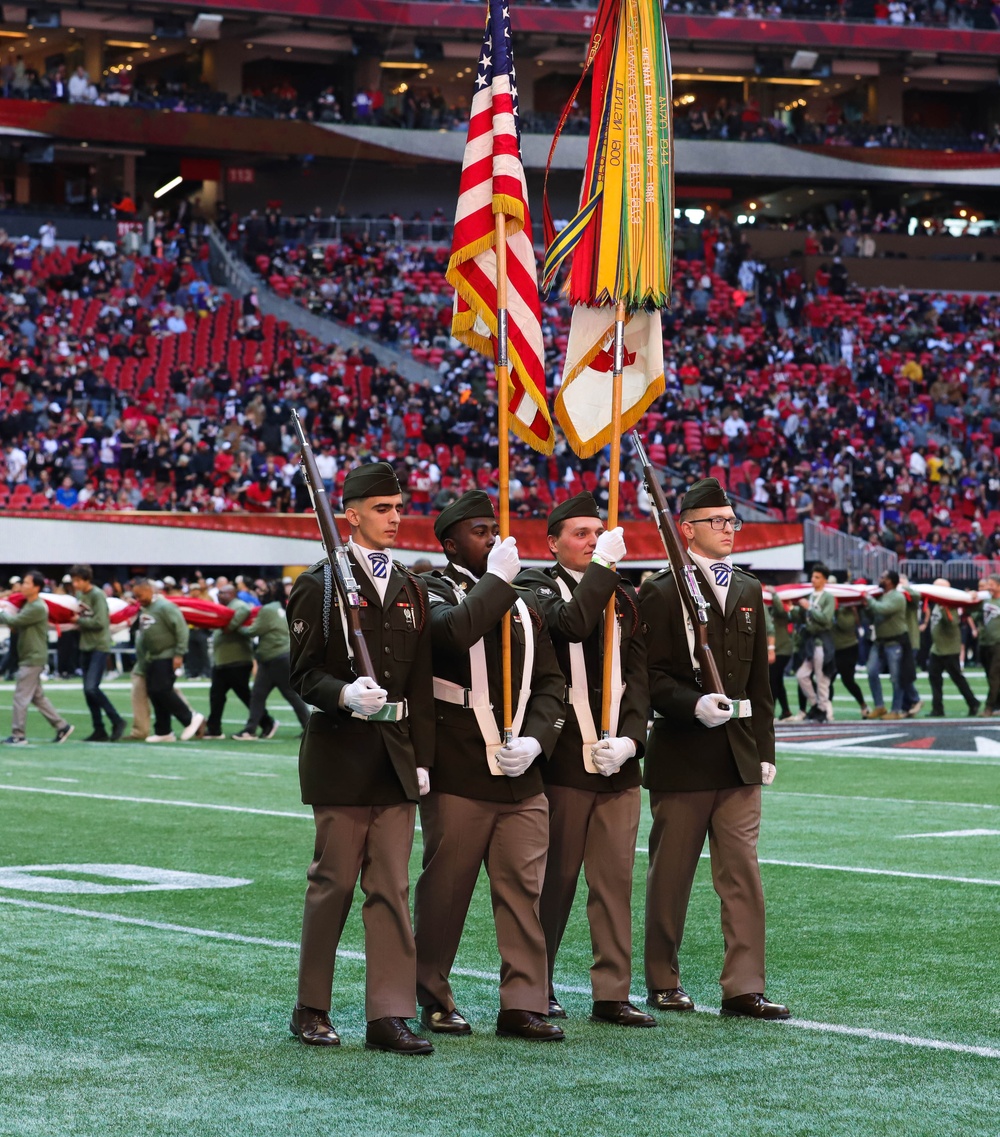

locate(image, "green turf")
[[0, 677, 998, 1137]]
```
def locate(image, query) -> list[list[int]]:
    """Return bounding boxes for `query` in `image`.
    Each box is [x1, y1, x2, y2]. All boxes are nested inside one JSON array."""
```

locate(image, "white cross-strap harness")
[[331, 564, 407, 722], [554, 576, 625, 773], [671, 572, 752, 721], [432, 582, 535, 776]]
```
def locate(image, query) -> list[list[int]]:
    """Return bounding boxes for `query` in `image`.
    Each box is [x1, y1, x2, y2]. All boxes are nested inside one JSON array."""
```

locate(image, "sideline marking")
[[771, 792, 999, 811], [1, 896, 997, 1061], [3, 783, 999, 888], [0, 783, 311, 820], [0, 864, 250, 894], [895, 829, 1000, 840]]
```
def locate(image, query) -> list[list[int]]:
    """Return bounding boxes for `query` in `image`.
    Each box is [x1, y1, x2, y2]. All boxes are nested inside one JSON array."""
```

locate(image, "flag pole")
[[495, 210, 514, 744], [600, 297, 627, 737]]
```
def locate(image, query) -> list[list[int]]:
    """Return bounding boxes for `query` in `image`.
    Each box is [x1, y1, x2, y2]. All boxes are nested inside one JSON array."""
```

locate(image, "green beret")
[[433, 489, 496, 543], [342, 461, 401, 504], [680, 477, 731, 513], [547, 490, 600, 535]]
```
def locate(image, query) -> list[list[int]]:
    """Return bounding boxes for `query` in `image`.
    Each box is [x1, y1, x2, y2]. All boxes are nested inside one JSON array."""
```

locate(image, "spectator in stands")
[[68, 65, 93, 104]]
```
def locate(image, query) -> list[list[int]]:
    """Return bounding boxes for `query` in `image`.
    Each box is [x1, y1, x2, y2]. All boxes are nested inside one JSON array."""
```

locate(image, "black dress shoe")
[[365, 1016, 434, 1054], [547, 997, 567, 1019], [721, 993, 790, 1020], [110, 720, 126, 742], [289, 1003, 340, 1046], [420, 1003, 471, 1035], [591, 1000, 656, 1027], [83, 730, 110, 742], [969, 702, 982, 717], [647, 987, 695, 1012], [496, 1009, 565, 1041], [927, 710, 945, 718]]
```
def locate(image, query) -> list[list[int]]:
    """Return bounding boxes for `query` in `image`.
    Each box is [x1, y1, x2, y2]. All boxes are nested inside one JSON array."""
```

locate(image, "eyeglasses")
[[688, 517, 743, 531]]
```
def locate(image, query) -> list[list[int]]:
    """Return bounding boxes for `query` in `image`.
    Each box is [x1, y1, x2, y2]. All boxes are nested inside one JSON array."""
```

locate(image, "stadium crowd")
[[3, 210, 1000, 565]]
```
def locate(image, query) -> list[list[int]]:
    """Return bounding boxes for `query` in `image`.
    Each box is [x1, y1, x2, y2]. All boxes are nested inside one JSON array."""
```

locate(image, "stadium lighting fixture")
[[106, 40, 148, 48], [154, 176, 183, 199]]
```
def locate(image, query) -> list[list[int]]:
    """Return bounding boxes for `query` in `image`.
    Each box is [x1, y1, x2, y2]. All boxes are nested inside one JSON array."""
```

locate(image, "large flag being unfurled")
[[446, 0, 554, 454], [540, 0, 674, 457]]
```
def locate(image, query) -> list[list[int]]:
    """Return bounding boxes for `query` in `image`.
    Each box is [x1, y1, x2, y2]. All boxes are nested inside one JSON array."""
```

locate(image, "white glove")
[[761, 762, 776, 786], [341, 675, 388, 716], [495, 736, 542, 777], [593, 526, 626, 566], [486, 535, 520, 584], [417, 767, 431, 795], [591, 736, 636, 777], [695, 693, 732, 729]]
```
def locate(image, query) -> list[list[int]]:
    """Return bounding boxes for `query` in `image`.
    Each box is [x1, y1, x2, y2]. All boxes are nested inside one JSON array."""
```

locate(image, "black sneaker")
[[2, 736, 27, 746], [83, 731, 110, 742], [54, 724, 75, 744], [110, 720, 126, 742]]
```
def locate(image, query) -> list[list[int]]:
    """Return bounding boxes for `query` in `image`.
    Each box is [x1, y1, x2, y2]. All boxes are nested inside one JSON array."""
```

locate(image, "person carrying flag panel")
[[69, 563, 127, 742], [414, 490, 567, 1042], [794, 564, 835, 723], [286, 462, 435, 1055], [640, 478, 789, 1020], [515, 491, 654, 1028], [924, 579, 980, 718]]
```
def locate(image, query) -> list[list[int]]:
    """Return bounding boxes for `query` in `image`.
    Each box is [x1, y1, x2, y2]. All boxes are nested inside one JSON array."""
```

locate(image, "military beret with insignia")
[[342, 461, 401, 505], [680, 477, 731, 513], [433, 489, 496, 543], [546, 490, 600, 535]]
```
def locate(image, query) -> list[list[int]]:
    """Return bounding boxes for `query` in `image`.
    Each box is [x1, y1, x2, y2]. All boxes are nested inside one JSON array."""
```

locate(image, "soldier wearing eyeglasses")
[[639, 478, 789, 1021]]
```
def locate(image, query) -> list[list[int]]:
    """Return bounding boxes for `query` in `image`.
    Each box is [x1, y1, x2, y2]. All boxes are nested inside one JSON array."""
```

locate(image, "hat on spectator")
[[680, 478, 731, 513], [434, 489, 495, 543], [9, 575, 21, 585], [62, 574, 72, 584], [342, 461, 400, 504], [547, 490, 600, 535], [163, 576, 177, 587]]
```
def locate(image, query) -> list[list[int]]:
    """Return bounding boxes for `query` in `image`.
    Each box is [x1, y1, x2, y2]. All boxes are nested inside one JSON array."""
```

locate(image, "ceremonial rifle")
[[291, 411, 376, 679], [630, 429, 727, 695]]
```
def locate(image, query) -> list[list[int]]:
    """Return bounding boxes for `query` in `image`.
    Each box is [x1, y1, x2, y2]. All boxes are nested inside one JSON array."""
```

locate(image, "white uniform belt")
[[432, 677, 492, 709], [653, 698, 752, 721], [351, 700, 407, 722]]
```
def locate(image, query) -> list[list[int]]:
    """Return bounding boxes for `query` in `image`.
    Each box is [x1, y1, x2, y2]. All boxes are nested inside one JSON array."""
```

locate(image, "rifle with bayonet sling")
[[291, 411, 376, 679], [630, 429, 726, 694]]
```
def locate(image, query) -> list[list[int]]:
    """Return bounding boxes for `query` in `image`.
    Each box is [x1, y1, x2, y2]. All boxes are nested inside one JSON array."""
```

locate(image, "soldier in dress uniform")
[[640, 477, 790, 1020], [515, 491, 654, 1027], [286, 461, 435, 1055], [413, 490, 567, 1041]]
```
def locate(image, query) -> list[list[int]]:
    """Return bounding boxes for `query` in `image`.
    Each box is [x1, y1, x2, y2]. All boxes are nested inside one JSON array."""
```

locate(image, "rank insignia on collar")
[[459, 580, 468, 591]]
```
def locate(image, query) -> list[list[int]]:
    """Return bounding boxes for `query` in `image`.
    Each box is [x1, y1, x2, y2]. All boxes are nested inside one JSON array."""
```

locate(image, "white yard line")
[[3, 783, 999, 887], [770, 792, 999, 811], [1, 895, 996, 1060]]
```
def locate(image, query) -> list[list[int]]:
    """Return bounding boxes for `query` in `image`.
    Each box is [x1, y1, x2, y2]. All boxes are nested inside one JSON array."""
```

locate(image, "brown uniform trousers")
[[414, 567, 566, 1015]]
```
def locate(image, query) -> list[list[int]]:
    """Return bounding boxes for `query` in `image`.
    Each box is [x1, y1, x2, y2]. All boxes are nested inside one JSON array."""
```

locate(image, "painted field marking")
[[974, 737, 1000, 756], [43, 777, 79, 784], [776, 748, 1000, 767], [148, 774, 185, 781], [1, 896, 997, 1061], [0, 783, 311, 820], [3, 783, 999, 887], [896, 829, 1000, 840], [0, 864, 250, 894], [771, 792, 999, 811], [239, 772, 278, 778]]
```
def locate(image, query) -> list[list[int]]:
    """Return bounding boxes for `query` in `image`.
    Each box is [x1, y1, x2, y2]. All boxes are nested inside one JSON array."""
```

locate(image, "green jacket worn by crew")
[[244, 601, 290, 661], [980, 596, 1000, 647], [865, 589, 907, 640], [771, 595, 793, 657], [136, 597, 189, 667], [832, 605, 861, 652], [212, 600, 253, 667], [0, 599, 49, 667], [930, 605, 962, 657], [75, 587, 113, 652]]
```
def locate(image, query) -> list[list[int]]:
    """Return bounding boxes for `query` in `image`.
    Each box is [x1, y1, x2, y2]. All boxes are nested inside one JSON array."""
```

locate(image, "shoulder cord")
[[322, 562, 333, 646], [615, 583, 640, 637]]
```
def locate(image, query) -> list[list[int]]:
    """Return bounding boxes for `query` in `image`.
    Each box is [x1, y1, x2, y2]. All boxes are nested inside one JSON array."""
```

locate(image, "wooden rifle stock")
[[291, 412, 376, 679], [630, 429, 726, 694]]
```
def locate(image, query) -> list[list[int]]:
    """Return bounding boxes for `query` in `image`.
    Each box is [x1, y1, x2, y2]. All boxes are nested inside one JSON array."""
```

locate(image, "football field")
[[1, 676, 998, 1137]]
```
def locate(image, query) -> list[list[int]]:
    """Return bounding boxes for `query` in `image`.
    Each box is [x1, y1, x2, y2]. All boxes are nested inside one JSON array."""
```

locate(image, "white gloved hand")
[[694, 692, 732, 728], [593, 526, 626, 566], [341, 675, 388, 716], [417, 767, 431, 795], [591, 736, 636, 777], [761, 762, 776, 786], [495, 736, 542, 777], [486, 535, 520, 584]]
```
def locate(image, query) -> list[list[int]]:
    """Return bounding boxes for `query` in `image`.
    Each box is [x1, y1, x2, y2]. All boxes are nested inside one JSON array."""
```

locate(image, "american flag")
[[445, 0, 554, 454]]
